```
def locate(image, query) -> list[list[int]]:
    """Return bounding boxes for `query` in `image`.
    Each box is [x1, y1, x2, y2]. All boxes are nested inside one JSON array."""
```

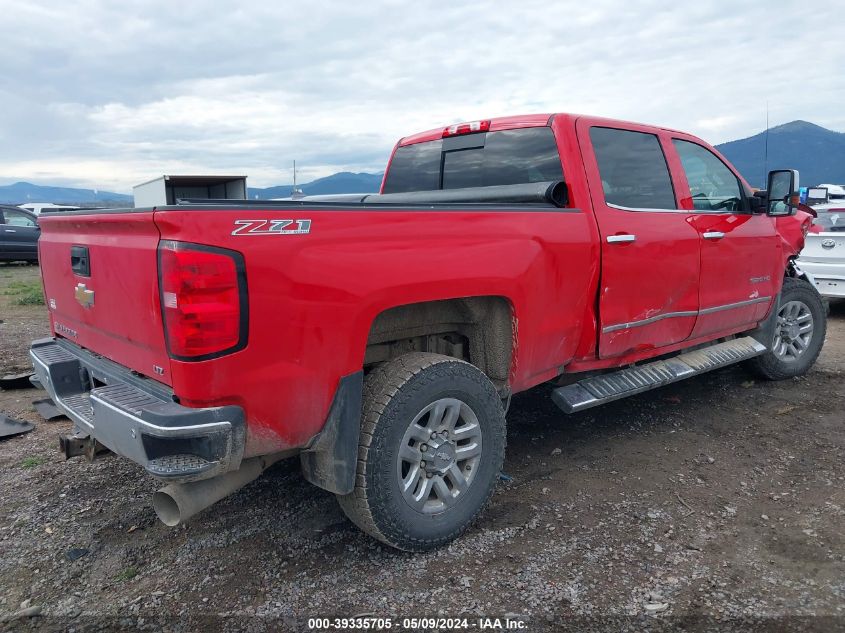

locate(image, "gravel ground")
[[0, 265, 843, 632]]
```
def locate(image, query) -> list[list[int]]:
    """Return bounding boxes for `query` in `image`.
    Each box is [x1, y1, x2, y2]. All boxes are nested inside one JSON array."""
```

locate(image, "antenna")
[[762, 102, 769, 188], [291, 159, 305, 199]]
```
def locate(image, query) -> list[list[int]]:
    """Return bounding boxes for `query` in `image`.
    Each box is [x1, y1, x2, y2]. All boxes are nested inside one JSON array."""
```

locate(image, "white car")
[[798, 184, 845, 298], [17, 202, 80, 216]]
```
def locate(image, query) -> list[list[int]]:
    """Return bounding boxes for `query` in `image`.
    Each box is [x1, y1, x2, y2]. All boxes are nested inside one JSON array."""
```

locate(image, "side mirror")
[[766, 169, 799, 216]]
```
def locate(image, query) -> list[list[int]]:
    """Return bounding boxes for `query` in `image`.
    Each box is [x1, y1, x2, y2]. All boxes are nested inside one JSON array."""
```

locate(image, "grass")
[[116, 567, 138, 582], [2, 279, 44, 305], [21, 456, 47, 468]]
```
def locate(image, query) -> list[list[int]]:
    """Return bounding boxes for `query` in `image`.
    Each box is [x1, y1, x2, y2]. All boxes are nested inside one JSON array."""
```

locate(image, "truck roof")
[[397, 113, 689, 146]]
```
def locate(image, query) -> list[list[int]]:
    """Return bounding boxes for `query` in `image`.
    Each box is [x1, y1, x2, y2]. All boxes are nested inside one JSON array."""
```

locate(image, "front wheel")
[[336, 353, 506, 551], [747, 277, 826, 380]]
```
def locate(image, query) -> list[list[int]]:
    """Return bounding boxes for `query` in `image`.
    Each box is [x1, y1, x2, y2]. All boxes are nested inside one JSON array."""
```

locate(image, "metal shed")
[[133, 175, 248, 207]]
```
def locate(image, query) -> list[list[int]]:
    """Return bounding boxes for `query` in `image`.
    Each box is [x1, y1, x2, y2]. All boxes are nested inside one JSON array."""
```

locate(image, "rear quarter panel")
[[154, 206, 598, 456]]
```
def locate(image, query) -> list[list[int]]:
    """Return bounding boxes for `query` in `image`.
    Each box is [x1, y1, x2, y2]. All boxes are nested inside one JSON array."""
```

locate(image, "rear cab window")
[[382, 127, 563, 194]]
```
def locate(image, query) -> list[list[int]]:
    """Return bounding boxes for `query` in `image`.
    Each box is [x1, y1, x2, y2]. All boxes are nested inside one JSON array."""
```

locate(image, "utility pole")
[[762, 102, 769, 188], [291, 160, 304, 199]]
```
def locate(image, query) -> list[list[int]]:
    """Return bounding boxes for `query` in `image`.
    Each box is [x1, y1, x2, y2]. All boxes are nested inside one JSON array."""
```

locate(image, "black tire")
[[336, 352, 506, 551], [747, 277, 826, 380]]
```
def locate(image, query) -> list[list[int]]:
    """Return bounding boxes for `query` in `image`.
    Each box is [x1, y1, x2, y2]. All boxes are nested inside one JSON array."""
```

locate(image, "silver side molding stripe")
[[698, 296, 771, 315], [602, 296, 772, 334], [602, 310, 698, 333]]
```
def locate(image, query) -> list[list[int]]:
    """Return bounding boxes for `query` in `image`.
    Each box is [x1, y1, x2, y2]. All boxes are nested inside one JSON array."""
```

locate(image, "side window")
[[589, 127, 676, 209], [672, 140, 744, 212], [3, 210, 37, 227]]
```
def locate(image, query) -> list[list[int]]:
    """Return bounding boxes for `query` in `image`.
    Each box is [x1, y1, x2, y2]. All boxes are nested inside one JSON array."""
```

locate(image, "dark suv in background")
[[0, 206, 39, 263]]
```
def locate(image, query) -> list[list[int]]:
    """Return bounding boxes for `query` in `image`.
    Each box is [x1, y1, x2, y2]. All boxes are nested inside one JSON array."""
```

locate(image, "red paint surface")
[[36, 113, 808, 456]]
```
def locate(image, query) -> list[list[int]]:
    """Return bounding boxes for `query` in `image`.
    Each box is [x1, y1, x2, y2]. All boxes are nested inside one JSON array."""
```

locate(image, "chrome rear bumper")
[[30, 338, 245, 482]]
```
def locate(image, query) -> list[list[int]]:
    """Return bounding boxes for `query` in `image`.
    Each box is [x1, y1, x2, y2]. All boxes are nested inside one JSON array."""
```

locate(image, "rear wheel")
[[748, 277, 826, 380], [336, 352, 506, 551]]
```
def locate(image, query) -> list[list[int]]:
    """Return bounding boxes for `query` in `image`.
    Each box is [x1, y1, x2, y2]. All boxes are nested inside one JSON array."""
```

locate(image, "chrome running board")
[[552, 337, 766, 413]]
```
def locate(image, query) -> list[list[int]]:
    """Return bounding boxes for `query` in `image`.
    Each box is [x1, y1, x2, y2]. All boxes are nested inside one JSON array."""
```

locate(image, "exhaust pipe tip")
[[151, 455, 286, 528], [152, 489, 183, 527]]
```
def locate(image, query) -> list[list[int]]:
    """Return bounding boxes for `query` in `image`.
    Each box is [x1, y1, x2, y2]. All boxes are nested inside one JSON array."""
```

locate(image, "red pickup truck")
[[30, 113, 824, 551]]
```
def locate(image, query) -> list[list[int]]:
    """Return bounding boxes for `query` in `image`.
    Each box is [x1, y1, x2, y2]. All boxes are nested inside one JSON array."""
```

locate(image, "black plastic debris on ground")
[[33, 398, 66, 421], [0, 373, 35, 390], [65, 548, 89, 562], [0, 414, 34, 440]]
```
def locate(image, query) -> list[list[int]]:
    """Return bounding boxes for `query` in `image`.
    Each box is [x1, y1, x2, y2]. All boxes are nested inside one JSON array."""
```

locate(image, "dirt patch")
[[0, 263, 49, 374], [0, 264, 842, 631]]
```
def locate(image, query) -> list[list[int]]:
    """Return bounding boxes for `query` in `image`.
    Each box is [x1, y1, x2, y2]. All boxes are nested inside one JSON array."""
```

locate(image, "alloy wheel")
[[772, 300, 814, 362], [396, 398, 483, 514]]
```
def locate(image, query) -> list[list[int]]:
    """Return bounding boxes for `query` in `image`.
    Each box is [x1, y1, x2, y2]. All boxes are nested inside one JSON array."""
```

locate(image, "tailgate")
[[37, 211, 172, 385], [800, 232, 845, 266]]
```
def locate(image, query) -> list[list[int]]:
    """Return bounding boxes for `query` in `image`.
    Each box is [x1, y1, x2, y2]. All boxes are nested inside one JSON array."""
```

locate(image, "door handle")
[[4, 229, 16, 233], [606, 234, 636, 244], [703, 231, 725, 240]]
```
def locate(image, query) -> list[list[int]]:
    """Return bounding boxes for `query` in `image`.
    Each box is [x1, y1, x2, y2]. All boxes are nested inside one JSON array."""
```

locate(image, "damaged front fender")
[[776, 209, 813, 263], [789, 260, 816, 287]]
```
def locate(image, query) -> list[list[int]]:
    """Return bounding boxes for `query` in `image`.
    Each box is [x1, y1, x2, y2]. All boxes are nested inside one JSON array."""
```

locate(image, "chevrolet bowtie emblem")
[[74, 283, 95, 308]]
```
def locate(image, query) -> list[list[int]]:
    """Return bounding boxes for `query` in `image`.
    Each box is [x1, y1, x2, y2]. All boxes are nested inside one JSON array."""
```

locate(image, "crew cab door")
[[667, 137, 780, 337], [576, 118, 701, 359]]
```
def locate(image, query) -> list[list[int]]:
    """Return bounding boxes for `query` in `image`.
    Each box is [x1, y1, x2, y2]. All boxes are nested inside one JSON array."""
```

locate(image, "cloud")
[[0, 0, 842, 191]]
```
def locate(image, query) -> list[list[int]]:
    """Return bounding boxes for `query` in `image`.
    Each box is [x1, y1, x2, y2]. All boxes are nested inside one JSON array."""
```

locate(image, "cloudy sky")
[[1, 0, 842, 192]]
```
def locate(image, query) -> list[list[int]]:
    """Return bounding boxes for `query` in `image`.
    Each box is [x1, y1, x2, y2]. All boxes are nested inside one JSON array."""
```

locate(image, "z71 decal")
[[231, 219, 312, 236]]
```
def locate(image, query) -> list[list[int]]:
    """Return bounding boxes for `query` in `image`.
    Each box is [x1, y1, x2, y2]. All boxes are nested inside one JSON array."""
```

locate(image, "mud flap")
[[746, 291, 781, 351], [300, 371, 362, 495]]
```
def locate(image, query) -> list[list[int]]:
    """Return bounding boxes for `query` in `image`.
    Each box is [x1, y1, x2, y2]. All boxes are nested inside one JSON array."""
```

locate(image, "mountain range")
[[247, 172, 384, 198], [1, 121, 842, 205], [715, 120, 845, 188], [0, 181, 132, 205], [0, 172, 384, 206]]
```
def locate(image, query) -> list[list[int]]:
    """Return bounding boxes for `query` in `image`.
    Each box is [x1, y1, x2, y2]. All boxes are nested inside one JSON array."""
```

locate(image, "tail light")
[[442, 120, 490, 137], [158, 241, 248, 360]]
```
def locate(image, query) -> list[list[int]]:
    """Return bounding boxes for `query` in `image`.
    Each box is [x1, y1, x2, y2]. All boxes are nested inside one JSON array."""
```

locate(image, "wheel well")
[[364, 297, 514, 390]]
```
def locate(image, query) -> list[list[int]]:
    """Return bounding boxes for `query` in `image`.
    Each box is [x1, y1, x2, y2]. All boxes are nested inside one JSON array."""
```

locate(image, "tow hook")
[[59, 434, 110, 462]]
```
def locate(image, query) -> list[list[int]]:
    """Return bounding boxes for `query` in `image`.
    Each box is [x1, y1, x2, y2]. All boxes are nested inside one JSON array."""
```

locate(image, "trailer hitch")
[[59, 433, 110, 462]]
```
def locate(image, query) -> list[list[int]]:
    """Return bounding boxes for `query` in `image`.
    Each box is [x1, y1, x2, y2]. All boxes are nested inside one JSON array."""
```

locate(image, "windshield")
[[383, 127, 563, 193]]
